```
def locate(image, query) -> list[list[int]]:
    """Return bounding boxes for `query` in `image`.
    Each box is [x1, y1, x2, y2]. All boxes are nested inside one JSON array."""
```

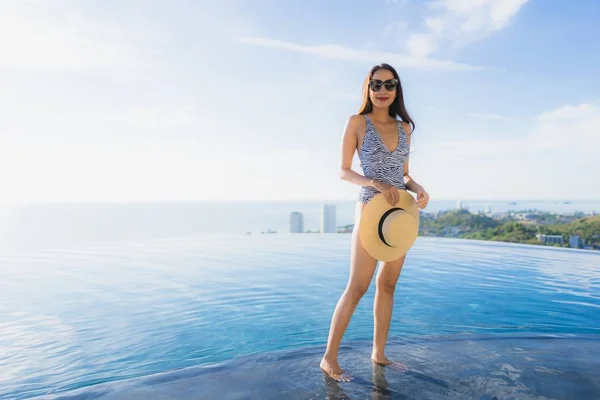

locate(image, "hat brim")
[[359, 190, 420, 262]]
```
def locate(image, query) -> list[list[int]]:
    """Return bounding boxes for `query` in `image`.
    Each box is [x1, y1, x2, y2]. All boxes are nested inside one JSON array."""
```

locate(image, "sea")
[[0, 199, 598, 253]]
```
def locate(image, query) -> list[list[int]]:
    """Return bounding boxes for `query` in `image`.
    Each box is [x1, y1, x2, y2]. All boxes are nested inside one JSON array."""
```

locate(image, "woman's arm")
[[339, 116, 374, 187], [401, 122, 429, 209], [401, 122, 422, 193], [404, 174, 421, 193]]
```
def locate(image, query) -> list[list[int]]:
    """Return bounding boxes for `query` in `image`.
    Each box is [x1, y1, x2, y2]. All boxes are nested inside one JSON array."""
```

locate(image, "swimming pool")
[[1, 234, 599, 399]]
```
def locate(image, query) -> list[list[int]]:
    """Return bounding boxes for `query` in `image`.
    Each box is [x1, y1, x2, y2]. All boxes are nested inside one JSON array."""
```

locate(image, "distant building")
[[290, 212, 304, 233], [569, 235, 582, 249], [457, 201, 463, 210], [515, 213, 536, 221], [321, 204, 336, 233], [536, 234, 564, 245]]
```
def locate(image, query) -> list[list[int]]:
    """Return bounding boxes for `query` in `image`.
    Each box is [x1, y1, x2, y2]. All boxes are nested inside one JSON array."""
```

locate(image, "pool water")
[[1, 234, 599, 399]]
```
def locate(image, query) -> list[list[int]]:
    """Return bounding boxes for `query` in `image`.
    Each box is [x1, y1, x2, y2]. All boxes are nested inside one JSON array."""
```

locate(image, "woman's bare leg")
[[320, 202, 378, 381], [371, 256, 408, 372]]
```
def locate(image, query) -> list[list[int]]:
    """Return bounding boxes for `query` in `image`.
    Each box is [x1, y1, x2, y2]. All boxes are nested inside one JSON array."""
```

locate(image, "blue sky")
[[0, 0, 598, 203]]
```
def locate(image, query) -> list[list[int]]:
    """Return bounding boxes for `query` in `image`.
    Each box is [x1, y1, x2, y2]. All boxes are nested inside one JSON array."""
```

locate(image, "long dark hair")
[[358, 63, 415, 133]]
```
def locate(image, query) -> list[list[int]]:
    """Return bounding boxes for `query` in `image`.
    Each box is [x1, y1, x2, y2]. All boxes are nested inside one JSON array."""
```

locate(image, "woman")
[[320, 63, 430, 382]]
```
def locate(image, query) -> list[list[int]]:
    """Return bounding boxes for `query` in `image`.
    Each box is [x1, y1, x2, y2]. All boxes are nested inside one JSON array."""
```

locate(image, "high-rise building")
[[290, 211, 304, 233], [321, 204, 336, 233]]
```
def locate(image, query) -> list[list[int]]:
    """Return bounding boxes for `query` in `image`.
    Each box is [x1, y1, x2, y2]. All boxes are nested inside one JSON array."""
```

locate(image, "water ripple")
[[0, 235, 599, 399]]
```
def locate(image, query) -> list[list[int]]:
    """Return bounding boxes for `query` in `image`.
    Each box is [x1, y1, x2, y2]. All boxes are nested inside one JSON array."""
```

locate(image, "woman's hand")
[[372, 180, 399, 206], [415, 185, 430, 209]]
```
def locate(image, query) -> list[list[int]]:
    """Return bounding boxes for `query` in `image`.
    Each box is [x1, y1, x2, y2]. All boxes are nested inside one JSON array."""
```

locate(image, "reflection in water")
[[322, 363, 396, 400], [323, 363, 397, 400], [323, 372, 352, 400], [371, 363, 393, 400]]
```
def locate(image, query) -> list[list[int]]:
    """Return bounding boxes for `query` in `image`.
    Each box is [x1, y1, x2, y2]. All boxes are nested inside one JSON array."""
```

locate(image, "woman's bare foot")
[[320, 356, 353, 382], [371, 354, 408, 373]]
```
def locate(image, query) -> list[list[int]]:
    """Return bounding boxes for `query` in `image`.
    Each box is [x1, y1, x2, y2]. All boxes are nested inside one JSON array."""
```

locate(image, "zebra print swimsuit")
[[358, 114, 410, 203]]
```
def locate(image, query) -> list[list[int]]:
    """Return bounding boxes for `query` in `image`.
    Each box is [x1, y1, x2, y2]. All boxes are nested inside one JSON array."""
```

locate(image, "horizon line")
[[1, 198, 599, 206]]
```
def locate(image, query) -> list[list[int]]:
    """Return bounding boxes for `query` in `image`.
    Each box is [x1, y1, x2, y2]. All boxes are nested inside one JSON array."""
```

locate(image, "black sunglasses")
[[369, 79, 399, 92]]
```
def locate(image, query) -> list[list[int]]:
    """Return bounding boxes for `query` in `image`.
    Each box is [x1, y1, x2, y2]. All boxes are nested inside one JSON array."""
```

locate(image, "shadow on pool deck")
[[37, 334, 600, 400]]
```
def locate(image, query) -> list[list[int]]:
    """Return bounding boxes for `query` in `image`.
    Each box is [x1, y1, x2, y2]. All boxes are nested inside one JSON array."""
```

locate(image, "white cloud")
[[382, 21, 410, 38], [407, 0, 530, 57], [529, 103, 600, 151], [428, 107, 519, 123], [239, 0, 528, 72], [406, 34, 439, 58], [432, 102, 600, 155], [418, 101, 600, 200], [237, 37, 485, 71], [109, 108, 199, 128], [467, 112, 519, 123], [0, 1, 154, 72], [536, 103, 595, 123], [0, 138, 221, 203]]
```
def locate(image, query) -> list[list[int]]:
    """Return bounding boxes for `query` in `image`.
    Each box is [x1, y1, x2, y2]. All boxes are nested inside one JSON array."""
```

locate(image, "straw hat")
[[359, 190, 420, 261]]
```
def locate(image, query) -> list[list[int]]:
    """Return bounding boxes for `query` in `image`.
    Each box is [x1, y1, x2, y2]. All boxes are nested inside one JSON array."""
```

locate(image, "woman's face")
[[368, 69, 398, 109]]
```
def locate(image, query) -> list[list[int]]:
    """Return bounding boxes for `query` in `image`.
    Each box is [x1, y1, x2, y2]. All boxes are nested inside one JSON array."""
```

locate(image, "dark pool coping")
[[27, 332, 600, 400]]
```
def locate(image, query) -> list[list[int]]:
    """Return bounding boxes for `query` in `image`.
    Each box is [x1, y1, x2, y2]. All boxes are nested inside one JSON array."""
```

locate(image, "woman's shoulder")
[[345, 114, 367, 131], [399, 120, 413, 135], [348, 114, 366, 124]]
